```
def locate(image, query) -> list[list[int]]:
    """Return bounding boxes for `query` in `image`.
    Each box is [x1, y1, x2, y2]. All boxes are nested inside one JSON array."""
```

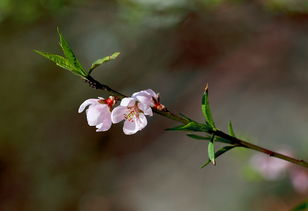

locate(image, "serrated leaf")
[[34, 50, 85, 77], [292, 201, 308, 211], [228, 121, 236, 137], [89, 52, 120, 73], [187, 134, 234, 144], [201, 84, 216, 129], [57, 28, 87, 76], [201, 145, 236, 168], [208, 135, 215, 165], [167, 121, 210, 132]]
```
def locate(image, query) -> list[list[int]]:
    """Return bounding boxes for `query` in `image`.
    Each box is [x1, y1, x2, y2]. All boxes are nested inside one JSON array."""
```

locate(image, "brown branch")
[[85, 76, 308, 168]]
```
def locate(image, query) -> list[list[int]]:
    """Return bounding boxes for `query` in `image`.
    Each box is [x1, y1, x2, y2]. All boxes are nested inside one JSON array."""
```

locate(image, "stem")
[[214, 130, 308, 168], [85, 76, 308, 168], [86, 75, 126, 99]]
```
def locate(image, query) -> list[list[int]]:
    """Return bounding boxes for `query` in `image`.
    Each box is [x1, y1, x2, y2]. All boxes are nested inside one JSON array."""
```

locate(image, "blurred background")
[[0, 0, 308, 210]]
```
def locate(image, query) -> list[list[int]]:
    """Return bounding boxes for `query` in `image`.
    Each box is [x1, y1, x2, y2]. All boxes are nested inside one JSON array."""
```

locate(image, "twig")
[[85, 76, 308, 168]]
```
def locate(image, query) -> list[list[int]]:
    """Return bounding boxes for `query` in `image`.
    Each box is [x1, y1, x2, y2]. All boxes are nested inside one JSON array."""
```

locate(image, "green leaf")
[[215, 136, 235, 144], [187, 134, 234, 144], [187, 134, 212, 140], [34, 50, 85, 77], [201, 84, 216, 129], [208, 135, 215, 165], [57, 28, 87, 76], [179, 113, 194, 122], [89, 52, 120, 73], [201, 145, 236, 168], [292, 201, 308, 211], [228, 121, 236, 137], [167, 121, 210, 132]]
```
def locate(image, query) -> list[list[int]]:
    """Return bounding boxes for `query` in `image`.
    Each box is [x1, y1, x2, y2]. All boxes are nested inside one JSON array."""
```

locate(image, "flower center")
[[124, 104, 141, 122]]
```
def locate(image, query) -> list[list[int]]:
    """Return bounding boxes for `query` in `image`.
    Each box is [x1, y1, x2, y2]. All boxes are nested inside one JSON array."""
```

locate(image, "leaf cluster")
[[168, 85, 239, 167], [35, 28, 119, 79]]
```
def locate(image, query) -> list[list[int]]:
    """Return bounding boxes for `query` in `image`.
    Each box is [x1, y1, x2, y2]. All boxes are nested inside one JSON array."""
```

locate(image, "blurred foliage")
[[265, 0, 308, 14], [1, 0, 308, 26], [0, 0, 84, 24], [293, 200, 308, 211]]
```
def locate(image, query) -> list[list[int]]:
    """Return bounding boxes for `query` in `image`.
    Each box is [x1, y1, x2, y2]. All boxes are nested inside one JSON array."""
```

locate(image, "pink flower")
[[111, 97, 153, 135], [78, 96, 116, 132], [132, 89, 165, 110], [290, 169, 308, 193], [250, 150, 291, 180]]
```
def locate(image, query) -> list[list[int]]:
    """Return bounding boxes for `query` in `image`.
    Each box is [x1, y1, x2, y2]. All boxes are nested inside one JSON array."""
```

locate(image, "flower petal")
[[135, 95, 154, 107], [132, 90, 143, 97], [96, 116, 112, 132], [120, 97, 136, 107], [86, 104, 108, 126], [133, 89, 159, 107], [138, 103, 153, 116], [136, 113, 147, 130], [143, 89, 157, 98], [133, 89, 156, 98], [78, 99, 99, 113], [123, 119, 139, 135], [111, 106, 128, 123]]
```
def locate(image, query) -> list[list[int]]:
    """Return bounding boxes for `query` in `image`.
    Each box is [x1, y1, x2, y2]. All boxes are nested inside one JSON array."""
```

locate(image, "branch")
[[85, 75, 308, 168]]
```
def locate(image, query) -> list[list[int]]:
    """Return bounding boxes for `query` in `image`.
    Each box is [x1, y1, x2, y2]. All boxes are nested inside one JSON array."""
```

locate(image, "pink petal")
[[96, 116, 112, 132], [123, 119, 139, 135], [136, 113, 147, 130], [290, 169, 308, 193], [138, 103, 153, 116], [132, 90, 143, 97], [133, 89, 157, 98], [96, 106, 110, 120], [143, 89, 157, 98], [78, 99, 99, 113], [132, 90, 155, 107], [250, 153, 289, 180], [135, 95, 154, 107], [111, 106, 128, 123], [120, 97, 136, 107], [86, 104, 108, 126]]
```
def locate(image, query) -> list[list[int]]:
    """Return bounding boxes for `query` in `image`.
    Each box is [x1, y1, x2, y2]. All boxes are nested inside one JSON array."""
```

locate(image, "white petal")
[[120, 97, 136, 107], [135, 95, 154, 107], [132, 91, 143, 98], [111, 106, 128, 123], [143, 89, 157, 98], [123, 119, 139, 135], [86, 104, 108, 126], [136, 113, 147, 130], [97, 105, 110, 119], [96, 116, 112, 132], [138, 103, 153, 116], [78, 99, 99, 113]]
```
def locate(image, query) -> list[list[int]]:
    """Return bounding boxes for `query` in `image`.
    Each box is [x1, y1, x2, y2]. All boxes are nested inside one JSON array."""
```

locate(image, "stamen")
[[124, 105, 140, 122]]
